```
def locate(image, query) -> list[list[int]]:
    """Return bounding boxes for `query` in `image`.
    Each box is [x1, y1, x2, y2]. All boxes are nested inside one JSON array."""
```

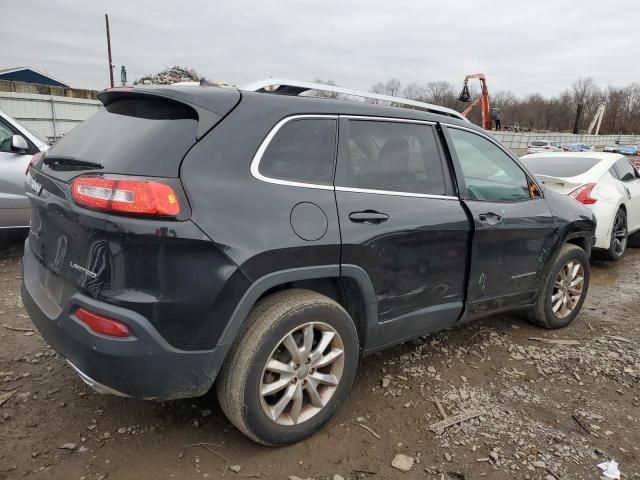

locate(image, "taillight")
[[26, 152, 44, 174], [76, 308, 130, 338], [71, 176, 180, 216], [569, 183, 597, 205]]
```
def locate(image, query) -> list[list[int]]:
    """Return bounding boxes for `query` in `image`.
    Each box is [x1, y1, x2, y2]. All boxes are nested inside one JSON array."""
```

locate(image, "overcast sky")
[[3, 0, 640, 97]]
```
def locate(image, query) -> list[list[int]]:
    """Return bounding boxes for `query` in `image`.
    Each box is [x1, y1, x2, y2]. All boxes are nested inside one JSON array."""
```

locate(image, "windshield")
[[521, 156, 601, 177], [530, 141, 548, 147]]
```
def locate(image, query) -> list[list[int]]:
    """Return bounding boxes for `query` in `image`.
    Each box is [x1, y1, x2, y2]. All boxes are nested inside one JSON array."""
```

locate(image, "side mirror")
[[11, 135, 28, 153]]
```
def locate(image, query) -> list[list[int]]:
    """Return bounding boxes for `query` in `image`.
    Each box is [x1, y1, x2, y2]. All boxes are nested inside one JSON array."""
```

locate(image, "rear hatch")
[[26, 86, 240, 310]]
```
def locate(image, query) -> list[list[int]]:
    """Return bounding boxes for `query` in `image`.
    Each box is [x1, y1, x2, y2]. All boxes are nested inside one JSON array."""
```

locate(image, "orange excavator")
[[458, 73, 492, 130]]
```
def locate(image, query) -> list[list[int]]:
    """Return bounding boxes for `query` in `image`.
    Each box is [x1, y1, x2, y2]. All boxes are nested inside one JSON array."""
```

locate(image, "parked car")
[[0, 110, 48, 229], [521, 152, 640, 260], [22, 82, 595, 446], [604, 145, 622, 153], [527, 140, 563, 154], [619, 145, 638, 156], [563, 143, 594, 152]]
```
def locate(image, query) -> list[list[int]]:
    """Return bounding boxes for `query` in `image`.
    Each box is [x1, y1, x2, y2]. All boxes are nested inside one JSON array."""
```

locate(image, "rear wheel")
[[599, 209, 627, 261], [216, 289, 359, 446], [525, 244, 590, 329]]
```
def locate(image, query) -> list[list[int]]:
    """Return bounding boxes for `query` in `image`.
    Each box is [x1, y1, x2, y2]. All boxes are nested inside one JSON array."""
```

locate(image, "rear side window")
[[521, 156, 600, 177], [613, 159, 638, 182], [44, 98, 198, 177], [341, 120, 446, 195], [259, 118, 337, 185]]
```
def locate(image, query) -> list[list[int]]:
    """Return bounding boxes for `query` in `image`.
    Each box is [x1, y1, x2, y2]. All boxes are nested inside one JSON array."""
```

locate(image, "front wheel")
[[216, 289, 360, 446], [525, 244, 590, 329]]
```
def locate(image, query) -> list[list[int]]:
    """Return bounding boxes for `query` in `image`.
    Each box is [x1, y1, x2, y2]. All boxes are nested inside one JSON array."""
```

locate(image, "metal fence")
[[0, 91, 101, 142]]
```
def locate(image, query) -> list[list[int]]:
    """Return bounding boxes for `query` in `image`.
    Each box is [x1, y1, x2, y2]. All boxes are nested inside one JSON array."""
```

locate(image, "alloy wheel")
[[260, 322, 344, 426], [611, 211, 627, 257], [551, 260, 585, 318]]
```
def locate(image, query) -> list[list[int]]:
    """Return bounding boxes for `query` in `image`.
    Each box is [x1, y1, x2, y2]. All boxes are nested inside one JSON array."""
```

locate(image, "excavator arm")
[[458, 73, 492, 130]]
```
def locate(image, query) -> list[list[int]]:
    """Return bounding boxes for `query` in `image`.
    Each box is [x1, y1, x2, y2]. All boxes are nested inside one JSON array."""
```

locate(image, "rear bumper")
[[21, 241, 224, 400]]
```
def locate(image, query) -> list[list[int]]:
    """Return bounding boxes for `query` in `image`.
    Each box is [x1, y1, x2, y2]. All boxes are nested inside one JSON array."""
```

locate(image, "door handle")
[[349, 210, 389, 225], [478, 212, 503, 225]]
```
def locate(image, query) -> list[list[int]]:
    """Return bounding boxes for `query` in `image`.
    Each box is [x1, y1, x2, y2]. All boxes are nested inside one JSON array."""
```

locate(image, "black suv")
[[22, 82, 595, 445]]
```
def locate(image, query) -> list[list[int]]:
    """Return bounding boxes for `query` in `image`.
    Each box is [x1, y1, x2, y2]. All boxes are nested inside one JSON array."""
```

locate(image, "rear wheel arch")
[[217, 266, 377, 357], [256, 276, 371, 346]]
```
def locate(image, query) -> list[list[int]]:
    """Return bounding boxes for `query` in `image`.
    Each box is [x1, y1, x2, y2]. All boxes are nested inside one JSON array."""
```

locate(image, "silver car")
[[0, 110, 48, 229]]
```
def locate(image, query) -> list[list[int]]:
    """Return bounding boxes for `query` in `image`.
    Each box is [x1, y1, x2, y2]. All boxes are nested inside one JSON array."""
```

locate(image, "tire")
[[597, 209, 628, 261], [525, 244, 590, 329], [216, 289, 359, 446]]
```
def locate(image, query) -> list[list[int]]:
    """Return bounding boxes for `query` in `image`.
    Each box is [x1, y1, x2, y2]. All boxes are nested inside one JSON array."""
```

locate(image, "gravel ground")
[[0, 231, 639, 480]]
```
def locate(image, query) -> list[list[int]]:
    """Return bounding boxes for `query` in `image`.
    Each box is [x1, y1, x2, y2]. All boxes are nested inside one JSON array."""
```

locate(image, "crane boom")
[[587, 103, 606, 135]]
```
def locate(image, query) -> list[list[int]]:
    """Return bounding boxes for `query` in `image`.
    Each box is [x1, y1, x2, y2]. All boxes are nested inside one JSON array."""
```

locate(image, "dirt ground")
[[0, 231, 638, 480]]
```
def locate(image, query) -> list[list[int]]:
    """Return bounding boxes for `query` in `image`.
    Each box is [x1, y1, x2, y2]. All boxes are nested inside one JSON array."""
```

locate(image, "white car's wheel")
[[599, 209, 627, 261]]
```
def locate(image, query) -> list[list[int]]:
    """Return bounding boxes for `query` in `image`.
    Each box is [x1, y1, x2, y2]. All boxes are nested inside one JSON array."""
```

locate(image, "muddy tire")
[[216, 289, 359, 446], [596, 209, 628, 261], [525, 244, 590, 329], [629, 230, 640, 248]]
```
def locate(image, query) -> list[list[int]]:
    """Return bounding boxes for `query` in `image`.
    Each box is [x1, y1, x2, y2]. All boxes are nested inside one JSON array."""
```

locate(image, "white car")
[[527, 140, 563, 154], [521, 152, 640, 260], [0, 110, 49, 229]]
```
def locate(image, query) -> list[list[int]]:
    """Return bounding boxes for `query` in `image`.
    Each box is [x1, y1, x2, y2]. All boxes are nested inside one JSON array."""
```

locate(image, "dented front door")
[[463, 198, 557, 317]]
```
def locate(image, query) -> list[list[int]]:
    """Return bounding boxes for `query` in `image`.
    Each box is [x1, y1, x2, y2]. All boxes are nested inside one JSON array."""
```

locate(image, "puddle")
[[590, 261, 621, 286]]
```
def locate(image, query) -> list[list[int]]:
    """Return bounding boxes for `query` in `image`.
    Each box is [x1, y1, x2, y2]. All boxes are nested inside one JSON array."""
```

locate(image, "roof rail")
[[242, 78, 469, 122]]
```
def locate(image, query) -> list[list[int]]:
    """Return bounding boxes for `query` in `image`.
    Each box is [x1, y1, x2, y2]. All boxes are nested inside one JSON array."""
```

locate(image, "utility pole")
[[105, 14, 114, 88], [573, 103, 582, 135]]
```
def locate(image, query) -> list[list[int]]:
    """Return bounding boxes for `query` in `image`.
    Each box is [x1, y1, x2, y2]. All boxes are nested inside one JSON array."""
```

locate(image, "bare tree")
[[371, 78, 402, 97], [332, 75, 640, 134], [425, 81, 454, 105], [402, 83, 426, 101]]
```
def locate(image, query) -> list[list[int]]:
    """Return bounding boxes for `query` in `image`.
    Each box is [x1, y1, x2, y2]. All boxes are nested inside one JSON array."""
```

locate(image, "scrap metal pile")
[[135, 66, 200, 85]]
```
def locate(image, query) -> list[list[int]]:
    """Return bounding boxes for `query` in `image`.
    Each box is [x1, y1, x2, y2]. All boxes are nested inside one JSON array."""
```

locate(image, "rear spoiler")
[[98, 86, 241, 140], [535, 174, 581, 190]]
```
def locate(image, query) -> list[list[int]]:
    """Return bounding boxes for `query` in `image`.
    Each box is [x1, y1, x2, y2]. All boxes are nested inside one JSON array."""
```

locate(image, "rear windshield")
[[44, 98, 198, 177], [521, 156, 601, 177], [530, 141, 548, 147]]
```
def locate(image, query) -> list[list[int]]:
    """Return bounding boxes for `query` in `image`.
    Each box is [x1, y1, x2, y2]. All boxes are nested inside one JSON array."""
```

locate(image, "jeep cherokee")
[[21, 81, 595, 445]]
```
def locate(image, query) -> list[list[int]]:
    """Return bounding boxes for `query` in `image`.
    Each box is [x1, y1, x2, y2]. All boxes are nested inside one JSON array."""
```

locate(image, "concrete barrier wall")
[[0, 91, 101, 142], [491, 131, 640, 155]]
